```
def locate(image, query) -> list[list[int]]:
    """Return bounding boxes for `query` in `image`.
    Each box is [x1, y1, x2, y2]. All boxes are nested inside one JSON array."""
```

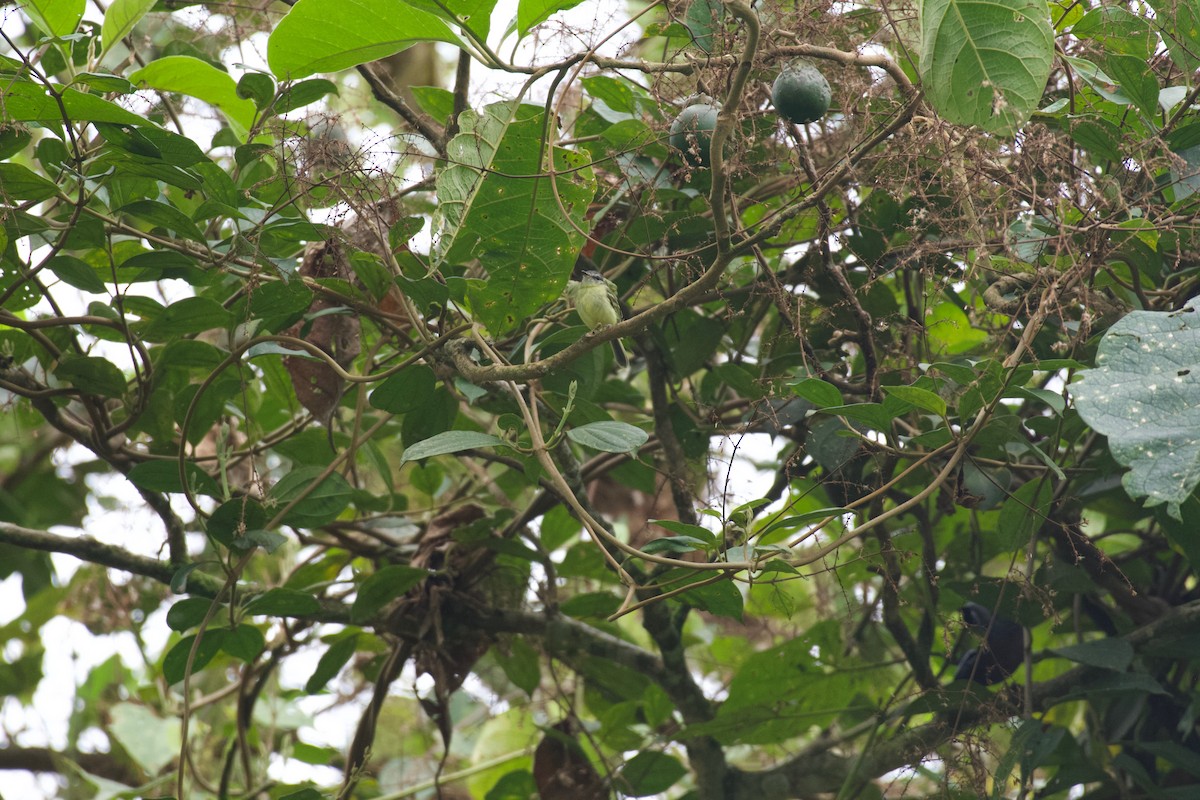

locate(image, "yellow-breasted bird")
[[564, 267, 627, 366]]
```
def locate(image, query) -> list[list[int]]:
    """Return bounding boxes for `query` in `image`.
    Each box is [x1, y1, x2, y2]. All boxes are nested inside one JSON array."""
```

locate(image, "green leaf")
[[1170, 144, 1200, 201], [267, 0, 464, 80], [819, 402, 892, 433], [119, 199, 206, 244], [140, 297, 232, 340], [960, 461, 1010, 509], [926, 301, 989, 355], [684, 578, 743, 621], [169, 562, 210, 594], [107, 702, 181, 774], [0, 80, 150, 126], [517, 0, 588, 36], [275, 78, 338, 114], [222, 624, 266, 662], [651, 519, 718, 545], [0, 127, 33, 160], [24, 0, 84, 36], [1072, 297, 1200, 520], [919, 0, 1054, 133], [231, 529, 289, 553], [990, 718, 1044, 800], [400, 431, 506, 463], [790, 377, 843, 408], [207, 498, 270, 547], [100, 0, 156, 56], [369, 365, 437, 413], [617, 751, 687, 797], [434, 101, 595, 334], [162, 630, 228, 684], [409, 86, 455, 120], [129, 56, 256, 135], [244, 588, 321, 617], [126, 461, 223, 498], [559, 591, 622, 618], [756, 508, 850, 538], [350, 565, 426, 622], [305, 634, 359, 693], [1104, 54, 1159, 119], [166, 597, 217, 632], [0, 163, 61, 202], [696, 636, 872, 744], [881, 385, 947, 416], [641, 535, 714, 554], [684, 0, 725, 53], [237, 72, 276, 109], [566, 421, 648, 453], [404, 0, 497, 41], [496, 638, 540, 695], [53, 355, 126, 397], [1144, 0, 1200, 75], [1056, 671, 1168, 700], [1071, 6, 1154, 57], [996, 478, 1052, 549], [46, 255, 106, 292], [269, 467, 353, 528], [1050, 638, 1134, 671]]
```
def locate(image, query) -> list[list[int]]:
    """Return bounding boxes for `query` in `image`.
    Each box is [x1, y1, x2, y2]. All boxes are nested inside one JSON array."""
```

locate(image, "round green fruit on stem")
[[771, 62, 831, 124], [669, 102, 721, 167]]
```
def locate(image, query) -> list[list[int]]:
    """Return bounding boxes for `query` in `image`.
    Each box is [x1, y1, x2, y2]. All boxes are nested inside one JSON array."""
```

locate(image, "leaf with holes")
[[1072, 298, 1200, 520], [919, 0, 1054, 133]]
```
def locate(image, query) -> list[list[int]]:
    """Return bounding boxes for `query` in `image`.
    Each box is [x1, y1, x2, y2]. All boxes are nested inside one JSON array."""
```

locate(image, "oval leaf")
[[617, 751, 687, 797], [268, 0, 463, 79], [400, 431, 506, 463], [162, 630, 228, 685], [305, 634, 359, 694], [350, 565, 427, 622], [269, 466, 352, 528], [566, 421, 648, 453], [244, 588, 321, 617], [1050, 638, 1134, 671]]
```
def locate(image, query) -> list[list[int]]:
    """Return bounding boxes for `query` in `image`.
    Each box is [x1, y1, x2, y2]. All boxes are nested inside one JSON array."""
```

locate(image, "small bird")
[[564, 267, 627, 366], [954, 602, 1025, 685]]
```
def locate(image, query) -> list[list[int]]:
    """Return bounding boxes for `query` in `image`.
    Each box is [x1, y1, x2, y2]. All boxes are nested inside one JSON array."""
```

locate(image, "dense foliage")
[[4, 0, 1200, 798]]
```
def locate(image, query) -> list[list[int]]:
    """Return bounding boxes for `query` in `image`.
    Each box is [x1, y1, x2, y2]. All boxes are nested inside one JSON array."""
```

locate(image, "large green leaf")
[[517, 0, 588, 36], [400, 431, 506, 463], [433, 101, 595, 334], [0, 163, 62, 202], [2, 80, 150, 126], [1144, 0, 1200, 75], [566, 421, 648, 453], [403, 0, 497, 42], [23, 0, 84, 36], [1072, 297, 1200, 520], [107, 702, 181, 774], [689, 636, 870, 744], [919, 0, 1054, 133], [269, 466, 353, 527], [129, 56, 257, 136], [617, 752, 687, 797], [100, 0, 156, 56], [267, 0, 464, 80]]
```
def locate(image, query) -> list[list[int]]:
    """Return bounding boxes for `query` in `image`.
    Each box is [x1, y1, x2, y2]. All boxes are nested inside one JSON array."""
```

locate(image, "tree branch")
[[0, 744, 142, 786]]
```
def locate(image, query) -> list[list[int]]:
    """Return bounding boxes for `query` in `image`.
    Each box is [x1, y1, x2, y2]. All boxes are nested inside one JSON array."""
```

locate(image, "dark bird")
[[954, 602, 1025, 685]]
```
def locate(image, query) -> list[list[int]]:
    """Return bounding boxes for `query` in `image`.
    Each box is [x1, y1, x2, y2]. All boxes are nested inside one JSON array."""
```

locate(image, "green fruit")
[[771, 62, 831, 124], [669, 102, 720, 167]]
